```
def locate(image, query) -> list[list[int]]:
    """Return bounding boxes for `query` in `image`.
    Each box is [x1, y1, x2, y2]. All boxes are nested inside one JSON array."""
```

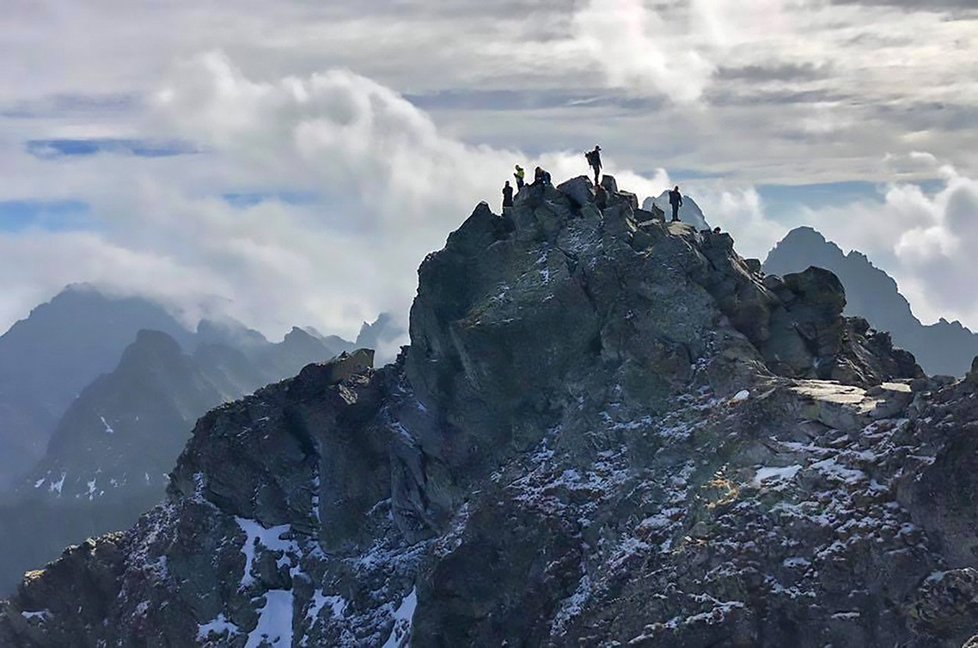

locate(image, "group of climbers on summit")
[[501, 145, 684, 224]]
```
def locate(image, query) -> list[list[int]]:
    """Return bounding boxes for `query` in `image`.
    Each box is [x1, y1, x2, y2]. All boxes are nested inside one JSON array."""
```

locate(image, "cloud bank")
[[0, 53, 671, 340], [0, 0, 975, 338]]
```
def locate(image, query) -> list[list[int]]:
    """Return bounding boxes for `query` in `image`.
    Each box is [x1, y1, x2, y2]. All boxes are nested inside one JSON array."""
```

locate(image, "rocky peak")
[[5, 174, 977, 648], [116, 329, 185, 369], [764, 226, 978, 377], [0, 287, 192, 487]]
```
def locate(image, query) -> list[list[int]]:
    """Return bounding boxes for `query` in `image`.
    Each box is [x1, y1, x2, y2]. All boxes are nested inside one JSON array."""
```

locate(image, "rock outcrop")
[[764, 225, 978, 377], [0, 326, 354, 597], [3, 176, 977, 647]]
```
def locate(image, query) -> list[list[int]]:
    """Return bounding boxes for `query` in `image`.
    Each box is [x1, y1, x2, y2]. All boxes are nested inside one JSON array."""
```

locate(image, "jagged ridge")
[[3, 176, 977, 648]]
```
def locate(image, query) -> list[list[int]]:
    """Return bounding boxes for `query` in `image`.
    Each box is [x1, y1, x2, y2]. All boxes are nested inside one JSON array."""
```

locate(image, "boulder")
[[617, 190, 640, 211], [556, 175, 594, 208], [908, 568, 978, 641]]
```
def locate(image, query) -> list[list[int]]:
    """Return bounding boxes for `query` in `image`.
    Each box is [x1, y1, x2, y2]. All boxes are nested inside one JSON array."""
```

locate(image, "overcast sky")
[[1, 0, 976, 341]]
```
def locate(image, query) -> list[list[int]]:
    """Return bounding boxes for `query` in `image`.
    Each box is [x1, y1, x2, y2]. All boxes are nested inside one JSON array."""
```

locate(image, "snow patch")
[[246, 590, 294, 648], [306, 590, 347, 623], [235, 518, 297, 589], [20, 610, 50, 622], [732, 390, 750, 402], [782, 557, 811, 569], [382, 587, 417, 648], [48, 472, 66, 495], [811, 458, 866, 484], [551, 573, 592, 634], [99, 415, 115, 434], [753, 465, 802, 487], [197, 613, 240, 641]]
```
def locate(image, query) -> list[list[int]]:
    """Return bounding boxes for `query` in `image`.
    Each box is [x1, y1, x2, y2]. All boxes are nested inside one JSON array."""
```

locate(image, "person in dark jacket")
[[585, 145, 602, 185], [502, 181, 514, 209], [669, 185, 683, 222], [533, 166, 545, 185]]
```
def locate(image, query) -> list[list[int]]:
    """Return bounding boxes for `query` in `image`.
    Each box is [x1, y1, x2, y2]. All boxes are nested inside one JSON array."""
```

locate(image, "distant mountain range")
[[764, 226, 978, 377], [0, 285, 192, 489], [0, 285, 400, 594]]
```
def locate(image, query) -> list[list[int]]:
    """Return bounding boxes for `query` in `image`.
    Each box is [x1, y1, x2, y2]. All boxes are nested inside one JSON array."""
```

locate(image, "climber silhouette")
[[669, 185, 683, 222], [502, 181, 514, 209], [514, 165, 525, 190], [585, 146, 602, 185]]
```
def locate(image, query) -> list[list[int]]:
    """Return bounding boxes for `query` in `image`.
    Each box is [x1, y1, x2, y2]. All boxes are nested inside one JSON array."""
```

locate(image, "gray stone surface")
[[3, 177, 976, 648]]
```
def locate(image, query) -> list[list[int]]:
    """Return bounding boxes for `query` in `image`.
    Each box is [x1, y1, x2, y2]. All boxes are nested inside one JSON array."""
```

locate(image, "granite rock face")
[[3, 177, 976, 648]]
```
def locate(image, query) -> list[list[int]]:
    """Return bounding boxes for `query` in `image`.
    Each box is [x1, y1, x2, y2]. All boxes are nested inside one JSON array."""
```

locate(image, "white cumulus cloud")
[[0, 53, 676, 341]]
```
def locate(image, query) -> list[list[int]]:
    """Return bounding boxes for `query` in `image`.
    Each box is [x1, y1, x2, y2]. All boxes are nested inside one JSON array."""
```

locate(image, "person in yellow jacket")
[[514, 165, 526, 189]]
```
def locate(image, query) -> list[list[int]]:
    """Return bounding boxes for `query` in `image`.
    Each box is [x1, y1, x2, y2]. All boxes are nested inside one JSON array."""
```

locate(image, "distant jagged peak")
[[769, 226, 844, 261], [643, 191, 710, 231], [355, 312, 405, 350], [123, 329, 184, 359], [778, 225, 830, 246], [195, 316, 268, 349]]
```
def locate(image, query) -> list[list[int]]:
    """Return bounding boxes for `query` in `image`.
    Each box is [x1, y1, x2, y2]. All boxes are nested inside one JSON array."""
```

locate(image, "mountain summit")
[[3, 176, 976, 647], [0, 286, 191, 487]]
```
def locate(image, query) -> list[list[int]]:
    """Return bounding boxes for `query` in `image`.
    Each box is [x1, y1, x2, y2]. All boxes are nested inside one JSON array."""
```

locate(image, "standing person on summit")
[[669, 185, 683, 222], [514, 165, 526, 190], [585, 145, 602, 185], [502, 181, 514, 210], [533, 166, 544, 186]]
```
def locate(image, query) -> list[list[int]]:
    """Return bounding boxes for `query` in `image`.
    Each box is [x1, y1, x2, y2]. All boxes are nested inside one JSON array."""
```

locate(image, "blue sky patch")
[[0, 200, 91, 232], [1, 92, 139, 119], [756, 178, 945, 222], [222, 191, 322, 208], [25, 138, 198, 159]]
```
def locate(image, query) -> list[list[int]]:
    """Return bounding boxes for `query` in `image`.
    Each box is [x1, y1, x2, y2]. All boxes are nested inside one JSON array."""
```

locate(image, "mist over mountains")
[[0, 285, 191, 489], [0, 285, 398, 596]]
